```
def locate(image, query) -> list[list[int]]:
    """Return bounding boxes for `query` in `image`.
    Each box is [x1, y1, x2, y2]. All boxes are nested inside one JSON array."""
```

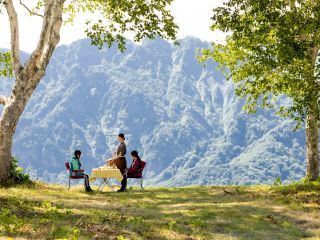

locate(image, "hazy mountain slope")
[[0, 37, 306, 185]]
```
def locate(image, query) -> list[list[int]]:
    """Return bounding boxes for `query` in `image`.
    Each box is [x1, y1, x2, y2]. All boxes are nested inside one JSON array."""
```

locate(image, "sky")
[[0, 0, 225, 53]]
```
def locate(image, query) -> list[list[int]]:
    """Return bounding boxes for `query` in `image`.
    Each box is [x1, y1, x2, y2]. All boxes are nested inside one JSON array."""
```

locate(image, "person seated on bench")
[[119, 150, 143, 192], [127, 150, 143, 178], [70, 150, 93, 192]]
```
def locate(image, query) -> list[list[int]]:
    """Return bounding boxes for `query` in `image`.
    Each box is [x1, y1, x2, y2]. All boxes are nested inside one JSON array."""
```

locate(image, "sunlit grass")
[[0, 182, 319, 239]]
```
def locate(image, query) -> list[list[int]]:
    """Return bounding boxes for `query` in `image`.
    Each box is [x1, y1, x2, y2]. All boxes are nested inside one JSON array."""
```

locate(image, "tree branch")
[[31, 0, 55, 61], [19, 0, 43, 17], [23, 0, 64, 91], [40, 1, 64, 66], [29, 0, 63, 68], [4, 0, 23, 76], [0, 95, 7, 105]]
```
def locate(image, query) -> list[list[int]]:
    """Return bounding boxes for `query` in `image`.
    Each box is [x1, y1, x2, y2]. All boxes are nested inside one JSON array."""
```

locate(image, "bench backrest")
[[140, 160, 146, 172], [65, 162, 70, 171]]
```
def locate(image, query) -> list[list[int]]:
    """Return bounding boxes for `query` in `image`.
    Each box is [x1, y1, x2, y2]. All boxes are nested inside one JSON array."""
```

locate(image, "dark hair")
[[131, 150, 141, 161], [74, 150, 81, 158], [118, 133, 125, 140]]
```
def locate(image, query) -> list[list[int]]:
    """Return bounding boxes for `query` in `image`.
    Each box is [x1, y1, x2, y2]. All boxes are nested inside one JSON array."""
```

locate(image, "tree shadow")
[[0, 186, 317, 240]]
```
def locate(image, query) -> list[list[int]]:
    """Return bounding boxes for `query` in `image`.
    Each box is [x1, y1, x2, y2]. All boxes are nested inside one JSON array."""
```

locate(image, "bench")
[[127, 160, 146, 189], [65, 162, 84, 190]]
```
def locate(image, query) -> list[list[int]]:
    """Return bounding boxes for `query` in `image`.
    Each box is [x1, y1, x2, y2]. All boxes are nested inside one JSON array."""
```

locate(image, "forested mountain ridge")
[[0, 37, 306, 185]]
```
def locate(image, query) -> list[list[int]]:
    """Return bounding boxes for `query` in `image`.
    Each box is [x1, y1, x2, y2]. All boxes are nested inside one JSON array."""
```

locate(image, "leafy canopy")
[[37, 0, 178, 51], [200, 0, 320, 125], [0, 0, 178, 76]]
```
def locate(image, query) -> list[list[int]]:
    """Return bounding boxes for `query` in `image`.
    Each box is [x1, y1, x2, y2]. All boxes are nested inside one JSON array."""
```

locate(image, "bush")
[[273, 176, 282, 187], [8, 157, 31, 185], [272, 178, 320, 195]]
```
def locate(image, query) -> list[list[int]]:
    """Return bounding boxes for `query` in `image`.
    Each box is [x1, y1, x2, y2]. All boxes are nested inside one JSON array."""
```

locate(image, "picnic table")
[[90, 166, 123, 191]]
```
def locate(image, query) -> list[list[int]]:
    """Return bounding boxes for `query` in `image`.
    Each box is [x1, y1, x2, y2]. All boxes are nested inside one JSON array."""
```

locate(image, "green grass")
[[0, 183, 320, 240]]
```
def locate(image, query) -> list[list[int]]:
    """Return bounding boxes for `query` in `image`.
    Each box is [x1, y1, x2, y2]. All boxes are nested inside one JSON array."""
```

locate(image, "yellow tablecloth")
[[90, 167, 123, 182]]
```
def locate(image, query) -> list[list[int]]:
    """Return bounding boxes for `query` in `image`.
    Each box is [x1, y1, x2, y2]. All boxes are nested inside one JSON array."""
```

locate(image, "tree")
[[200, 0, 320, 180], [0, 0, 178, 183]]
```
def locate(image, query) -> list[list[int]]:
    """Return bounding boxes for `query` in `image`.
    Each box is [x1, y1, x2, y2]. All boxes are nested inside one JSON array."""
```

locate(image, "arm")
[[70, 159, 84, 174], [70, 160, 74, 172], [128, 160, 141, 173], [78, 159, 82, 169]]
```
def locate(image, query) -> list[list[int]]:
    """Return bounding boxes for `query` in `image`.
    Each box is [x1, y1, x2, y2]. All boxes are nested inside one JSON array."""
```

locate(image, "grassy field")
[[0, 182, 320, 240]]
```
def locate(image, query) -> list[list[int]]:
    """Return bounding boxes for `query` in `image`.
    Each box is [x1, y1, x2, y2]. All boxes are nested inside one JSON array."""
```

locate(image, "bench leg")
[[140, 177, 144, 190]]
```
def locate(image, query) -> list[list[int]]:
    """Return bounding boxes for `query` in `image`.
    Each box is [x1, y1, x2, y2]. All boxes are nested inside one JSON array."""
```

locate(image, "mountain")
[[0, 37, 306, 186]]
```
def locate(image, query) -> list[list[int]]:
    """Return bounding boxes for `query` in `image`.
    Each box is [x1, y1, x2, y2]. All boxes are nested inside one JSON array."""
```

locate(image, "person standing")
[[114, 133, 127, 192]]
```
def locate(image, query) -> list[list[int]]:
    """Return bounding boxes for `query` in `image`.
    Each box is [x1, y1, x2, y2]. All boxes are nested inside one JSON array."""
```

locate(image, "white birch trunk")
[[0, 0, 64, 182]]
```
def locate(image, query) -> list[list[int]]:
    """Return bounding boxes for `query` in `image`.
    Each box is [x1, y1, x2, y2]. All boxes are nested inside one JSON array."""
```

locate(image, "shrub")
[[8, 157, 32, 185], [272, 178, 320, 195]]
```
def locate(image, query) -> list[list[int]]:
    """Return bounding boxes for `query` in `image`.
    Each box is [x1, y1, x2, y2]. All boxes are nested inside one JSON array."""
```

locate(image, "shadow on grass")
[[164, 204, 309, 239], [0, 186, 316, 240], [97, 187, 312, 239]]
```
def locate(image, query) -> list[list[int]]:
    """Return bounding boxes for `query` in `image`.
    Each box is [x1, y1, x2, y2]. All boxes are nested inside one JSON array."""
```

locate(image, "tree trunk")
[[0, 106, 19, 183], [0, 74, 38, 182], [0, 0, 64, 183], [0, 129, 13, 182], [305, 112, 319, 181], [0, 98, 25, 182]]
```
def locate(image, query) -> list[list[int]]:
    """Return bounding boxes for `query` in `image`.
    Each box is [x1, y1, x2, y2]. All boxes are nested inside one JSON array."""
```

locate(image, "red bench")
[[65, 162, 84, 190], [127, 160, 146, 189]]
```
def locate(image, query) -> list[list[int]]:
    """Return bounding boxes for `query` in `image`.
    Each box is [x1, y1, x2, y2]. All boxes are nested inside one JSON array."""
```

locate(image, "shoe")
[[86, 187, 93, 192], [117, 189, 125, 192]]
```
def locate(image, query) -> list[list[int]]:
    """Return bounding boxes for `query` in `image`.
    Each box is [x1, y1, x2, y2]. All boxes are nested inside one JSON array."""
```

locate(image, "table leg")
[[98, 179, 108, 191], [98, 178, 116, 192], [105, 179, 115, 191]]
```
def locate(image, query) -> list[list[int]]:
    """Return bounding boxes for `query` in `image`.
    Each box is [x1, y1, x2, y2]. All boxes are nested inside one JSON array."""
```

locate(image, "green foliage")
[[200, 0, 320, 125], [0, 51, 13, 77], [61, 0, 178, 51], [273, 176, 283, 187], [8, 157, 31, 185], [272, 178, 320, 196], [28, 0, 179, 51], [0, 208, 23, 236]]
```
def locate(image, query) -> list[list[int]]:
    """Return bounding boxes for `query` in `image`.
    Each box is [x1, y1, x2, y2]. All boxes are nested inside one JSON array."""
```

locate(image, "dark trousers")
[[82, 174, 90, 188], [120, 175, 127, 191]]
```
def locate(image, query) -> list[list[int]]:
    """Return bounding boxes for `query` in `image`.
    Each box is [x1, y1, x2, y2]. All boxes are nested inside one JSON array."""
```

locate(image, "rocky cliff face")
[[0, 37, 306, 185]]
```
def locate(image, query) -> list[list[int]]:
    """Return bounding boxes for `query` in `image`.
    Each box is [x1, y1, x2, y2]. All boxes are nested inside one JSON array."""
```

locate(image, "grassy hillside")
[[0, 183, 320, 240]]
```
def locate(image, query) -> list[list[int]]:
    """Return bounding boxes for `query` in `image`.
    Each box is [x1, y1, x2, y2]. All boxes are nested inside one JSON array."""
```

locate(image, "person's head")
[[118, 133, 125, 142], [74, 150, 81, 159], [131, 150, 140, 160]]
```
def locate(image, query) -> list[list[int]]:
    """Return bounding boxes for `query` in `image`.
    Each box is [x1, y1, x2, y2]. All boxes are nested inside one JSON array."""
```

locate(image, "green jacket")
[[70, 157, 83, 176]]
